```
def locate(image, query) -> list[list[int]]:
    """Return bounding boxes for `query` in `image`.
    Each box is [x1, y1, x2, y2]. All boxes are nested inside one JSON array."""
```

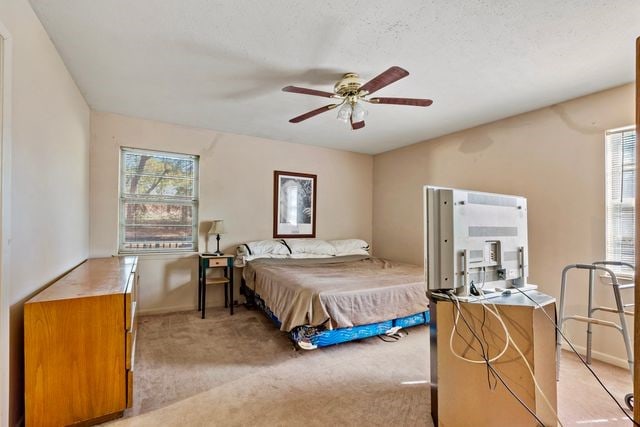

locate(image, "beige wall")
[[0, 0, 91, 424], [373, 83, 635, 366], [2, 2, 631, 418], [90, 111, 373, 314]]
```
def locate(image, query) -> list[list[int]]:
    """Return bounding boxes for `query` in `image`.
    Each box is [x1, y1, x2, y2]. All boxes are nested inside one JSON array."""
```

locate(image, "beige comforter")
[[243, 255, 429, 332]]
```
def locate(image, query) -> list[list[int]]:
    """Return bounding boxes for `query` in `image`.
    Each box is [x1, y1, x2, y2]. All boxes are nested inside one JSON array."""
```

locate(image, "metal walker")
[[556, 261, 635, 408]]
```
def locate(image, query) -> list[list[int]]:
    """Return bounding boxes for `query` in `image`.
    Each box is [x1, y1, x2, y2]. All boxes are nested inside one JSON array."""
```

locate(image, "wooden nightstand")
[[198, 254, 235, 318]]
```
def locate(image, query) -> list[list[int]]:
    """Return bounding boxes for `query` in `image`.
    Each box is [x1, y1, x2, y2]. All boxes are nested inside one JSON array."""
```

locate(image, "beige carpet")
[[106, 307, 633, 427]]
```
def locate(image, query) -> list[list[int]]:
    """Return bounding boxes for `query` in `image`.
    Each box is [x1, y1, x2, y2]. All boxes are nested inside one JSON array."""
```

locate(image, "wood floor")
[[558, 350, 632, 426], [106, 307, 634, 427]]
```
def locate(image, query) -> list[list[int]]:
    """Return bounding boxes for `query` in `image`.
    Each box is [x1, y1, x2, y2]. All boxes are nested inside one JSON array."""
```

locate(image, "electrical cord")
[[450, 297, 484, 351], [448, 287, 489, 361], [449, 290, 495, 389], [478, 303, 497, 389], [475, 272, 498, 389], [511, 286, 640, 427], [473, 267, 561, 425], [448, 292, 546, 427], [475, 288, 563, 427], [448, 289, 510, 364]]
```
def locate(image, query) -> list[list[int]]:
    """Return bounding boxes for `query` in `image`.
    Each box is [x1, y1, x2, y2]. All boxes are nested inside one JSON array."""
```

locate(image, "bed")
[[238, 239, 430, 349]]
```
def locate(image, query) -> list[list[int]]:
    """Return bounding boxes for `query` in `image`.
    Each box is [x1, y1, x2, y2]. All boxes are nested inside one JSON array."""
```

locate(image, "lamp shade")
[[208, 220, 225, 235]]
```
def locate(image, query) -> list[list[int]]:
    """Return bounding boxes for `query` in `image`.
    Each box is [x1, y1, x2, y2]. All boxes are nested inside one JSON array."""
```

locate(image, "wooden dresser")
[[24, 256, 139, 427]]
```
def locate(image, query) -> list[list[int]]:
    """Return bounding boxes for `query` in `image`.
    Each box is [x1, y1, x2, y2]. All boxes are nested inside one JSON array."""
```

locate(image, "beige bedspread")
[[243, 255, 429, 332]]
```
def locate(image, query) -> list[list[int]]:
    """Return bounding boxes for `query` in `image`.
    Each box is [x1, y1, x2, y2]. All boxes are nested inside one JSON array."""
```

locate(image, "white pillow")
[[328, 239, 370, 256], [238, 240, 290, 256], [281, 239, 337, 256]]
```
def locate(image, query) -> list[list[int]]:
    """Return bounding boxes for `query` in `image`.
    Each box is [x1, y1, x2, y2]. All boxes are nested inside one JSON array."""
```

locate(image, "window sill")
[[117, 251, 199, 260], [599, 273, 634, 282]]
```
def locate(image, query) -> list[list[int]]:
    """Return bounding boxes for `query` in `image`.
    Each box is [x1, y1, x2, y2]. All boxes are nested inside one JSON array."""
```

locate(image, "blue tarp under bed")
[[246, 286, 430, 350]]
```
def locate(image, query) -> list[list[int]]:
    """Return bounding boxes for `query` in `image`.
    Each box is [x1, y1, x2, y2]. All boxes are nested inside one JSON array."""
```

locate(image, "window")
[[119, 148, 199, 252], [605, 126, 636, 268]]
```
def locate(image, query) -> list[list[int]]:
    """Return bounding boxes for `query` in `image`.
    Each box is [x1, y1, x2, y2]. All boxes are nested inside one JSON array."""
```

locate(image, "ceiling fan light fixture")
[[336, 103, 352, 123], [283, 66, 432, 130], [351, 102, 367, 122]]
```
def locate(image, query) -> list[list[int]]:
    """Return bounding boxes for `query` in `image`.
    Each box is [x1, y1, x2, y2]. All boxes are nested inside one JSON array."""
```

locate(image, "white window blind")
[[119, 148, 199, 253], [605, 126, 636, 268]]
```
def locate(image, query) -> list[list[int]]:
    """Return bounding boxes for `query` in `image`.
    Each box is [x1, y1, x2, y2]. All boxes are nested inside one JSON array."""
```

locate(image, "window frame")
[[118, 147, 200, 254], [604, 125, 636, 277]]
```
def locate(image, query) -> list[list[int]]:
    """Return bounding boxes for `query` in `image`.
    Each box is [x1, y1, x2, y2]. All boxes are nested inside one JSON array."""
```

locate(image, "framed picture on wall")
[[273, 170, 317, 238]]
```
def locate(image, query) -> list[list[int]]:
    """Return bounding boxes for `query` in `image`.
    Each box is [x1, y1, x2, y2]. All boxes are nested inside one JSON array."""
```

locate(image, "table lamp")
[[208, 220, 225, 256]]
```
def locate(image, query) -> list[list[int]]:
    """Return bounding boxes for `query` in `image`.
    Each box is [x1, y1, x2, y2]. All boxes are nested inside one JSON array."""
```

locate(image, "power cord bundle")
[[449, 293, 497, 389], [467, 269, 563, 425], [447, 290, 547, 426], [474, 288, 562, 426]]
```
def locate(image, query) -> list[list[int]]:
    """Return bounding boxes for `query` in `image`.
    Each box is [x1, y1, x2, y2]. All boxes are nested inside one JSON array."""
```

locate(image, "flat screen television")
[[424, 186, 529, 297]]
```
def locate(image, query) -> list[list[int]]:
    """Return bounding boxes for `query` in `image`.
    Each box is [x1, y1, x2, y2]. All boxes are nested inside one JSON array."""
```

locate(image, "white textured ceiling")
[[30, 0, 640, 154]]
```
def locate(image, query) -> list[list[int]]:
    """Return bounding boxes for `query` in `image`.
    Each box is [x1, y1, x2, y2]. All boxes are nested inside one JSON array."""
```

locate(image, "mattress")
[[243, 255, 430, 332]]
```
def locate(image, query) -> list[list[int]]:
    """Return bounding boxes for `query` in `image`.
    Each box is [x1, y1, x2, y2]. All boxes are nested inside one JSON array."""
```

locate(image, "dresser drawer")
[[125, 327, 137, 408], [207, 257, 228, 267], [128, 301, 137, 331], [125, 272, 137, 330], [126, 328, 137, 370], [126, 370, 134, 409]]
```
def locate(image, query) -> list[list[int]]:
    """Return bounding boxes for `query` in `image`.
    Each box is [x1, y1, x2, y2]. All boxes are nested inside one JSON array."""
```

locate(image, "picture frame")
[[273, 170, 317, 238]]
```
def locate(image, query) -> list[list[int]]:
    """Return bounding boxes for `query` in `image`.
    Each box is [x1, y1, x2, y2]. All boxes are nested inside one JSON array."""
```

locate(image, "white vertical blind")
[[605, 126, 636, 268]]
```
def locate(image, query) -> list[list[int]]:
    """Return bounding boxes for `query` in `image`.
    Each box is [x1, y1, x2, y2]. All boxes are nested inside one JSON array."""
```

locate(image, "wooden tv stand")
[[429, 290, 557, 427]]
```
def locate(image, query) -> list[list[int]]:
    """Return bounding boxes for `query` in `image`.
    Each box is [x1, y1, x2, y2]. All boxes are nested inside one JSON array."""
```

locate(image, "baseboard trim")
[[138, 305, 196, 316], [138, 301, 244, 316], [561, 342, 631, 370]]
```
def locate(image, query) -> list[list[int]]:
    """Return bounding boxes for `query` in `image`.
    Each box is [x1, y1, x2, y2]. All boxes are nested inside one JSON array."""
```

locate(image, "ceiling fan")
[[282, 66, 432, 130]]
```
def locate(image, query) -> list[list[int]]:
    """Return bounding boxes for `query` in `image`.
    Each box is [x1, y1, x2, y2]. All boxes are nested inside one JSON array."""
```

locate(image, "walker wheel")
[[625, 393, 633, 410]]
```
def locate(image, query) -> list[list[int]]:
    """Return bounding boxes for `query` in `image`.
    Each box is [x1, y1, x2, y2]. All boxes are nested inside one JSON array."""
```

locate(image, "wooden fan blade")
[[289, 104, 336, 123], [358, 66, 409, 95], [351, 117, 365, 130], [370, 97, 433, 107], [283, 86, 336, 98]]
